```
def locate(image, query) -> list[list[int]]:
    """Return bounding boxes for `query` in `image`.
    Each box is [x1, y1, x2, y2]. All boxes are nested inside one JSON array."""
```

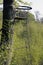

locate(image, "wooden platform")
[[15, 17, 27, 20]]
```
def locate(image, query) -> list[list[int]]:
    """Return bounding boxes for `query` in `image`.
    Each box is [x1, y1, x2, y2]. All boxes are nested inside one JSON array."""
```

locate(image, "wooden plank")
[[15, 17, 27, 20]]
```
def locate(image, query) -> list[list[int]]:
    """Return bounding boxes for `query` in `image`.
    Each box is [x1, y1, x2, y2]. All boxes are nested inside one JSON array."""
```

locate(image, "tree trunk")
[[0, 0, 15, 65], [1, 0, 15, 45]]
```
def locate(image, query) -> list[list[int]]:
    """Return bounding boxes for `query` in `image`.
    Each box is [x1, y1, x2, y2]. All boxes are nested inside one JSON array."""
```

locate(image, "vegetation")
[[0, 0, 43, 65], [0, 10, 43, 65], [0, 0, 3, 3]]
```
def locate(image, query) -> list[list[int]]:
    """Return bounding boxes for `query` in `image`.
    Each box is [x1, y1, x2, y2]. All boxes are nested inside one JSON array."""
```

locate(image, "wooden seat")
[[15, 17, 27, 20], [14, 11, 28, 20]]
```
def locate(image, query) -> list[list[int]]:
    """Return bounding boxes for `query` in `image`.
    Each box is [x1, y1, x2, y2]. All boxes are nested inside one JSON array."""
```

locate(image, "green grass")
[[0, 12, 43, 65], [12, 21, 43, 65]]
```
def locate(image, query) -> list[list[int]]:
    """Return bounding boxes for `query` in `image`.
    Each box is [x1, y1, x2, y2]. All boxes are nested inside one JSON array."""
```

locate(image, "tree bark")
[[0, 0, 15, 45]]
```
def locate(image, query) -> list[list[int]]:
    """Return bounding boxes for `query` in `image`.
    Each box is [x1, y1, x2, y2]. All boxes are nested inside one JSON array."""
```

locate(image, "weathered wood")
[[0, 0, 15, 65], [0, 0, 15, 45]]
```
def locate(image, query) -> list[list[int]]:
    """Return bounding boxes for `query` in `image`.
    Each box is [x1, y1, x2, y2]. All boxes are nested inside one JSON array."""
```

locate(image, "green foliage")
[[0, 0, 3, 3], [28, 13, 35, 21], [14, 0, 31, 7], [0, 12, 43, 65], [17, 0, 30, 5]]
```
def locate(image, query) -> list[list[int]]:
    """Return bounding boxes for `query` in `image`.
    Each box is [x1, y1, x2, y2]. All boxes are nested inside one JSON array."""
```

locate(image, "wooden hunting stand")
[[0, 0, 32, 65], [0, 0, 32, 45]]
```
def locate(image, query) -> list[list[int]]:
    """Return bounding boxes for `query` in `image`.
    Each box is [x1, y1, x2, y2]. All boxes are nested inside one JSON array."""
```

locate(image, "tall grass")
[[0, 12, 43, 65]]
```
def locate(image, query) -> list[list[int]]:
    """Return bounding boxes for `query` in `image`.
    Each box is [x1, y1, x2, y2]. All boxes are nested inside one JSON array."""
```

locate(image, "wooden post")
[[0, 0, 15, 65], [1, 0, 15, 45]]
